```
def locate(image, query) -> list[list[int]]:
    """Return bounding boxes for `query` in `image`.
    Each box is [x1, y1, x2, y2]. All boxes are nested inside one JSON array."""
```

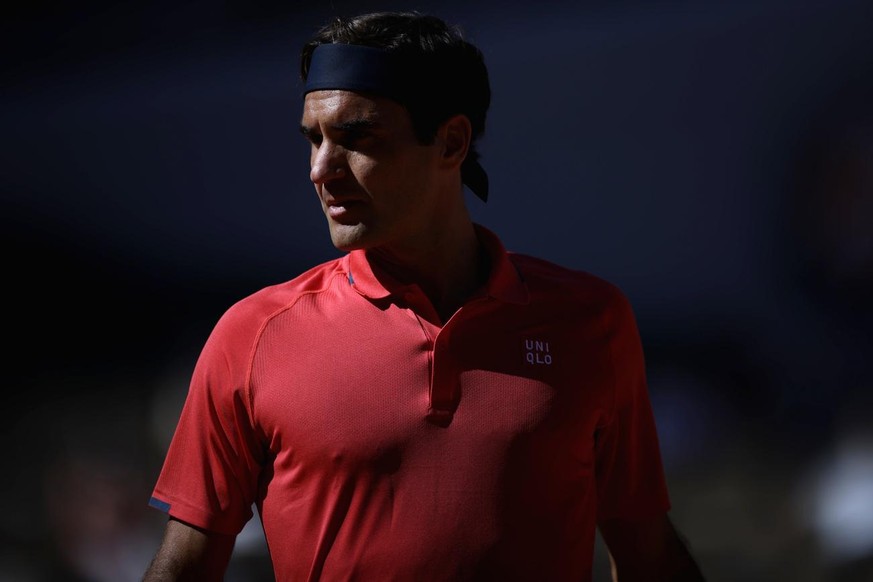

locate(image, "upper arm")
[[143, 517, 236, 582], [598, 513, 705, 582], [594, 290, 671, 521]]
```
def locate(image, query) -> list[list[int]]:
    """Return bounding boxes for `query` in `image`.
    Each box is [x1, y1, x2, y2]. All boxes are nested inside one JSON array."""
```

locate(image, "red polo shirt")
[[149, 224, 670, 581]]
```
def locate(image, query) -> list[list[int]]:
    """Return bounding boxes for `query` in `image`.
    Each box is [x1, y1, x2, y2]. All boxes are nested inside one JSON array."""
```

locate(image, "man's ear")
[[438, 114, 472, 171]]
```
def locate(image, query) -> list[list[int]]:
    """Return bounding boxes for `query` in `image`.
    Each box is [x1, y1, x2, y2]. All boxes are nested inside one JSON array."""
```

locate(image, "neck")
[[367, 220, 487, 321]]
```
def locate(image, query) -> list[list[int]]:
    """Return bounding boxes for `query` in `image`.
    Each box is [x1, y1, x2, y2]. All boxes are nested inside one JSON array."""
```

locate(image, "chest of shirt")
[[249, 292, 615, 474]]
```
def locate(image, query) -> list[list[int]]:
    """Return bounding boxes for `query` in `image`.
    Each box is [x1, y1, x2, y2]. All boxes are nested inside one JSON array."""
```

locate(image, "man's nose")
[[310, 143, 347, 184]]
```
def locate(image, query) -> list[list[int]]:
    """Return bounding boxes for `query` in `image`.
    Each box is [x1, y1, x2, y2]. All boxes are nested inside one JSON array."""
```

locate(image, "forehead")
[[301, 90, 408, 127]]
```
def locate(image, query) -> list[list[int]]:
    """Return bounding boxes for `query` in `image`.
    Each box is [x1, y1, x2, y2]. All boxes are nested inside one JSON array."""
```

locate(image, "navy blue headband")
[[304, 44, 410, 102], [304, 43, 489, 202]]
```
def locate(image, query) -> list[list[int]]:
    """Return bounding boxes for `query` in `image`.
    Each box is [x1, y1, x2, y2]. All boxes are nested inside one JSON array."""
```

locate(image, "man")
[[143, 11, 706, 582]]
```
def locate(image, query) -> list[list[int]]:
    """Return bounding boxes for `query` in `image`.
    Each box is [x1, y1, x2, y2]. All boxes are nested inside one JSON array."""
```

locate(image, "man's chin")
[[329, 223, 374, 252]]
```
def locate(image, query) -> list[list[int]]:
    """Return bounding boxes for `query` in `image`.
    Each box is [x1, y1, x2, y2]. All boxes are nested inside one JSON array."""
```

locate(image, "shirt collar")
[[344, 223, 529, 305]]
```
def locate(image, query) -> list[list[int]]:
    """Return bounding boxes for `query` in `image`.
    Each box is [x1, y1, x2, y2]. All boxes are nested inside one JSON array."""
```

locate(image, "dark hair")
[[300, 11, 490, 161]]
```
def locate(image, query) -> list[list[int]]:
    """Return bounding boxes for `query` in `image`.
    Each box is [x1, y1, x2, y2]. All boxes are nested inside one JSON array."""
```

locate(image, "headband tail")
[[462, 158, 489, 202]]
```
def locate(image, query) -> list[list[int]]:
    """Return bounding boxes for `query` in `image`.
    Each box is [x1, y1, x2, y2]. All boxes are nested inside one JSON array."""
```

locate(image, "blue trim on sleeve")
[[149, 496, 171, 512]]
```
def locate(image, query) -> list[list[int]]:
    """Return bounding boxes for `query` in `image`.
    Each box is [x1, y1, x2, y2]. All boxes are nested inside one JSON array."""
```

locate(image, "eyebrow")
[[336, 118, 380, 133], [299, 117, 381, 137]]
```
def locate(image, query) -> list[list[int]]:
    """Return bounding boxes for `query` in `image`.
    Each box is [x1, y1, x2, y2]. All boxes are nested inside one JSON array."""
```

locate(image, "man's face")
[[300, 90, 444, 252]]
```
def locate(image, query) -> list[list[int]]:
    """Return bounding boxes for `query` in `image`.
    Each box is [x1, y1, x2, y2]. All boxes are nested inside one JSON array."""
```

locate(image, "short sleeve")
[[149, 308, 266, 535], [594, 289, 671, 522]]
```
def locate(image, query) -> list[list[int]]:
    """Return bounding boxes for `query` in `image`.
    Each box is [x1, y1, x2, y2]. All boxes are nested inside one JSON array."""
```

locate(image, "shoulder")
[[509, 252, 632, 315], [207, 256, 347, 349]]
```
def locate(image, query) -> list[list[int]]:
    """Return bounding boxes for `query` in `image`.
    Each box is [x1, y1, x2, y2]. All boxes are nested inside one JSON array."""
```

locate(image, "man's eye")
[[299, 126, 322, 146], [342, 131, 369, 147]]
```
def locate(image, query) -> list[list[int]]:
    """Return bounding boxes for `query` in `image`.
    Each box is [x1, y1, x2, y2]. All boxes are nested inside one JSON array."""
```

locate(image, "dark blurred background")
[[2, 1, 872, 581]]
